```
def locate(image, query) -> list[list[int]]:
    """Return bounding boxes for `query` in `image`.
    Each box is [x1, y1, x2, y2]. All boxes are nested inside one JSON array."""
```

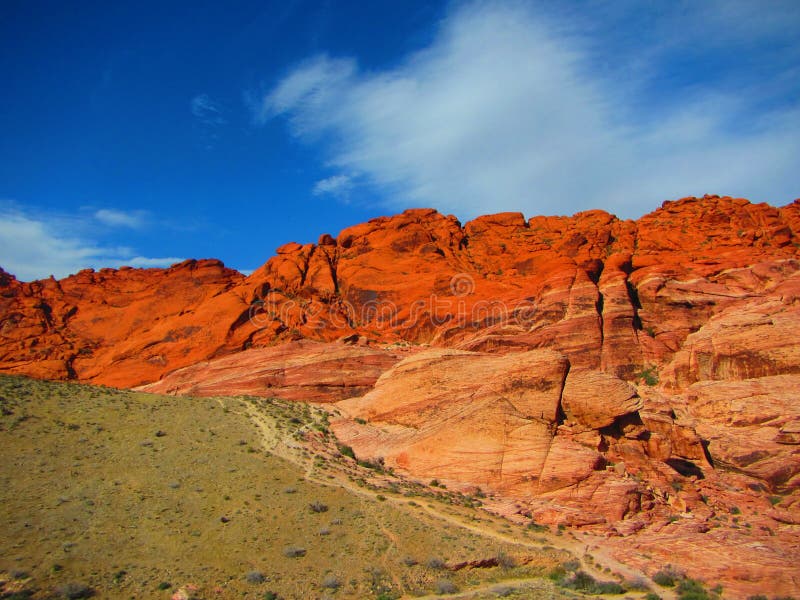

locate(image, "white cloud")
[[313, 174, 353, 197], [122, 256, 185, 268], [94, 208, 146, 228], [0, 208, 183, 281], [262, 1, 800, 219]]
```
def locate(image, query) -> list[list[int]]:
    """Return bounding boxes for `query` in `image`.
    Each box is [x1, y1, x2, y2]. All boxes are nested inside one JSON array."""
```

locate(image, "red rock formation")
[[2, 195, 800, 595], [2, 195, 799, 388]]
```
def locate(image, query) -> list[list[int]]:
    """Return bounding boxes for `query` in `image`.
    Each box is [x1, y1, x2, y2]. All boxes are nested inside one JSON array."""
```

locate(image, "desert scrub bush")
[[111, 570, 126, 584], [675, 577, 710, 600], [3, 592, 34, 600], [644, 594, 662, 600], [337, 443, 356, 459], [653, 566, 682, 587], [321, 574, 342, 590], [496, 550, 516, 570], [625, 577, 652, 591], [309, 500, 329, 513], [54, 582, 94, 599], [357, 457, 385, 472], [434, 579, 458, 594], [558, 571, 625, 595], [157, 582, 171, 590], [246, 571, 266, 584], [426, 557, 446, 570], [562, 559, 581, 572], [283, 545, 307, 558], [263, 592, 280, 600]]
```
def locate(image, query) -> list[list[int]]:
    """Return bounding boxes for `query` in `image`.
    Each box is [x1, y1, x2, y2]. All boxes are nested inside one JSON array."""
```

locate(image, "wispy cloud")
[[313, 174, 353, 198], [191, 93, 227, 150], [260, 1, 800, 219], [123, 256, 185, 268], [94, 208, 147, 228], [0, 206, 182, 281], [190, 93, 227, 126]]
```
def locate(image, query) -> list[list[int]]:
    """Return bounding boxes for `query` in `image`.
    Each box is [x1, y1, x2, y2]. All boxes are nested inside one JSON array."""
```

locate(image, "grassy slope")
[[0, 375, 645, 599]]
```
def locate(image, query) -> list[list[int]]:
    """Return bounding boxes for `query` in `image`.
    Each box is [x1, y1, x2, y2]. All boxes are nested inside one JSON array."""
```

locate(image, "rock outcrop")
[[332, 349, 656, 522], [139, 339, 403, 402]]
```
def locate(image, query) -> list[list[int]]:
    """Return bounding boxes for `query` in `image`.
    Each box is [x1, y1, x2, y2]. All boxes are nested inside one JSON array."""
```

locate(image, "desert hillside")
[[2, 195, 800, 596], [2, 374, 658, 599]]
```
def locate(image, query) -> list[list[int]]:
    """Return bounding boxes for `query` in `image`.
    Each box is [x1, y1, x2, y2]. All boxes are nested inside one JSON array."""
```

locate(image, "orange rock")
[[561, 370, 641, 430]]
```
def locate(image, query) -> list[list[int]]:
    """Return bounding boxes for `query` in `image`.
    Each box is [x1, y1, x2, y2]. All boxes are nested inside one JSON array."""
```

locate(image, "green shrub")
[[558, 570, 626, 594], [653, 567, 681, 587], [337, 443, 356, 459], [637, 365, 659, 386], [676, 578, 710, 600]]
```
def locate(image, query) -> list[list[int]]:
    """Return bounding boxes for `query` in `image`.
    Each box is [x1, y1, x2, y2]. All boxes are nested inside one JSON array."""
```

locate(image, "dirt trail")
[[239, 397, 676, 600]]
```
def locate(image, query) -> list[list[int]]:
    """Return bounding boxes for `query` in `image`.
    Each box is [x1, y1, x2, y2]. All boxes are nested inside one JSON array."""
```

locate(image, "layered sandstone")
[[139, 339, 403, 402]]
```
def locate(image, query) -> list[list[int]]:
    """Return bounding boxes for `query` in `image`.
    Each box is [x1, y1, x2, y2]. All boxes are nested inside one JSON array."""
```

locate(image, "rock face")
[[0, 260, 248, 387], [2, 195, 800, 595], [2, 195, 799, 388], [333, 349, 656, 521], [138, 339, 403, 402]]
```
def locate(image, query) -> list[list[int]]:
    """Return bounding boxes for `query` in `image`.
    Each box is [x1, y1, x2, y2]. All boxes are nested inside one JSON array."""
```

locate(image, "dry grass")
[[0, 375, 573, 599]]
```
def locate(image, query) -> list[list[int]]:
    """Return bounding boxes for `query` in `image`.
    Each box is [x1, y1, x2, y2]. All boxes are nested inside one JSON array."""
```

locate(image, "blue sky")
[[1, 0, 798, 281]]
